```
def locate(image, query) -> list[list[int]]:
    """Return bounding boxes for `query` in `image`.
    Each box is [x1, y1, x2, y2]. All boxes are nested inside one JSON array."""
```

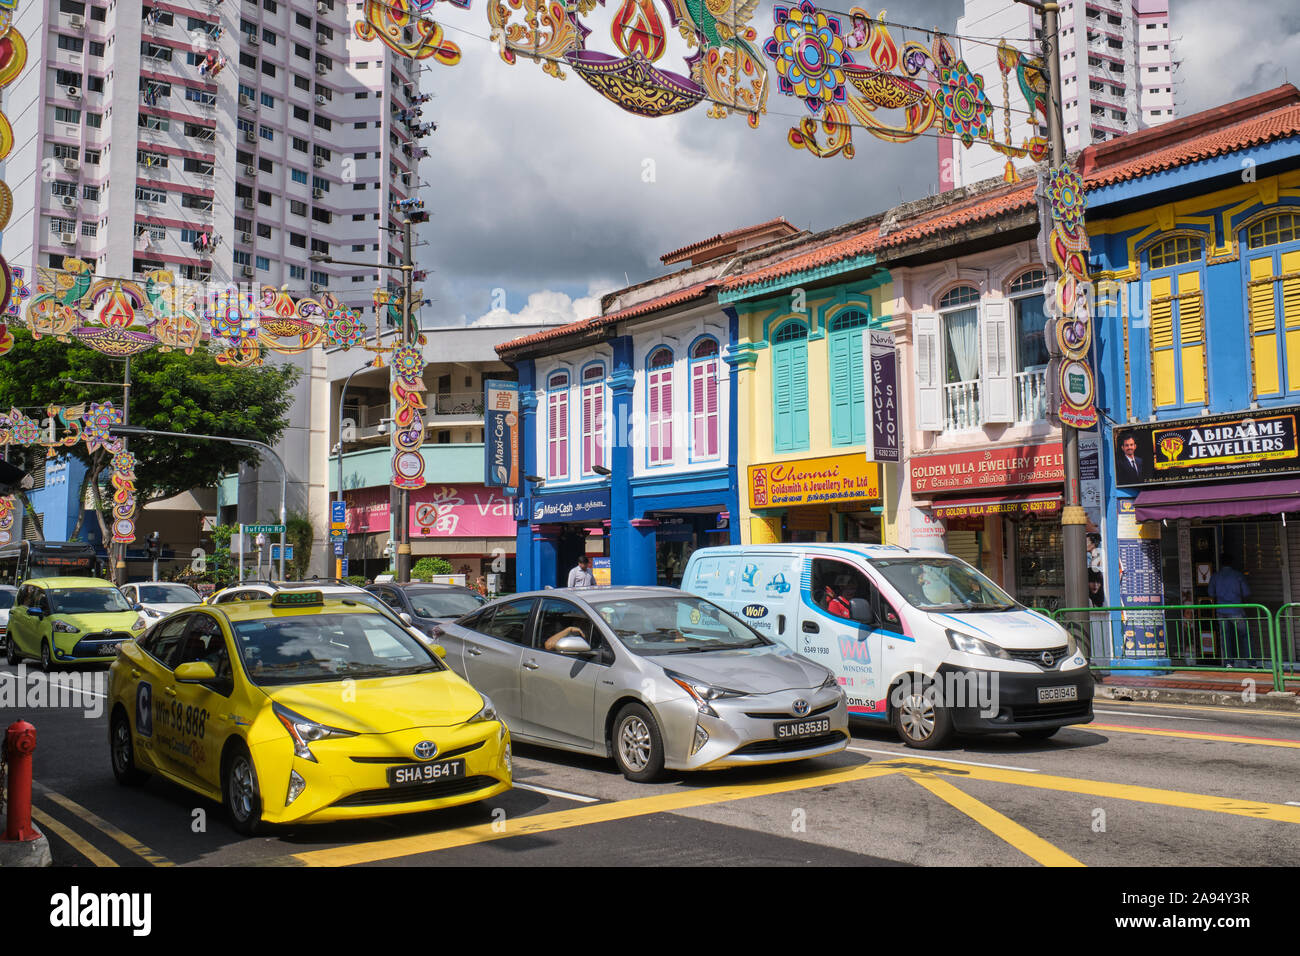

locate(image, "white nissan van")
[[681, 544, 1093, 748]]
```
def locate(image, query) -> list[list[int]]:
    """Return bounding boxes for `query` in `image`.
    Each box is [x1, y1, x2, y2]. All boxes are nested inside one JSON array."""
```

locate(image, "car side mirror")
[[554, 635, 592, 655], [849, 598, 874, 626], [175, 661, 217, 683], [430, 644, 447, 659], [26, 606, 43, 618], [399, 612, 412, 624], [132, 603, 144, 612]]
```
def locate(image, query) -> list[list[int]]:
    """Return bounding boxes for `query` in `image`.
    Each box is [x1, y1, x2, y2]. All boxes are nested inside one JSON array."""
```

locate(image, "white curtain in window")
[[945, 308, 980, 382]]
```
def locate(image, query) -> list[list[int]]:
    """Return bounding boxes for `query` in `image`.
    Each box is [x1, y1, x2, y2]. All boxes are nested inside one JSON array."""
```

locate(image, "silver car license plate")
[[774, 717, 830, 739], [387, 758, 465, 787], [1037, 685, 1078, 703]]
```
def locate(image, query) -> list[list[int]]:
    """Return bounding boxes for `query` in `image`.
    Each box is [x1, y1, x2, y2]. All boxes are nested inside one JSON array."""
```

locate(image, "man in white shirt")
[[567, 555, 596, 589]]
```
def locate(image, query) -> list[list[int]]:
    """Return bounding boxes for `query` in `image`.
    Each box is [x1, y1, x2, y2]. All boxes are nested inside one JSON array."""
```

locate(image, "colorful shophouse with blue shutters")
[[1088, 85, 1300, 666], [497, 219, 807, 590]]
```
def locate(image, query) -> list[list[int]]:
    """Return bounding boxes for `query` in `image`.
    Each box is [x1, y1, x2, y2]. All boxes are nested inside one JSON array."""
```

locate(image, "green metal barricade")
[[1273, 603, 1300, 673], [1052, 603, 1284, 689]]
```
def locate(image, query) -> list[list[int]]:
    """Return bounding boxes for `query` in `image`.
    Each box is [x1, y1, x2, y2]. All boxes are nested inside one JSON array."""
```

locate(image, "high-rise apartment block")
[[940, 0, 1175, 190]]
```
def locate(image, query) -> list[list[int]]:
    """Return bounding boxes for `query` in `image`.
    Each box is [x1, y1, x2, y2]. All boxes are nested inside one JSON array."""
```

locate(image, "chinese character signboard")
[[484, 380, 520, 498], [748, 453, 880, 510]]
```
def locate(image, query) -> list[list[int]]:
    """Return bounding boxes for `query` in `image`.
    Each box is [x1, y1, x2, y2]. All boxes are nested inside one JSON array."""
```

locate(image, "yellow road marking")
[[874, 757, 1300, 824], [1090, 723, 1300, 749], [36, 786, 175, 867], [31, 807, 117, 868], [294, 762, 903, 867], [907, 773, 1085, 867]]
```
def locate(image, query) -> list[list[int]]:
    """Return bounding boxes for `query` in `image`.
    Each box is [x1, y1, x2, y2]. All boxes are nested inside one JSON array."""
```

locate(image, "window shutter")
[[980, 298, 1014, 423], [1283, 250, 1300, 392], [1177, 270, 1206, 406], [661, 371, 673, 462], [849, 329, 866, 445], [581, 386, 592, 474], [1148, 276, 1177, 408], [1249, 255, 1279, 397], [773, 342, 794, 452], [913, 312, 942, 431], [706, 361, 719, 457], [547, 394, 558, 477], [791, 342, 809, 449], [593, 385, 604, 469], [829, 332, 852, 445]]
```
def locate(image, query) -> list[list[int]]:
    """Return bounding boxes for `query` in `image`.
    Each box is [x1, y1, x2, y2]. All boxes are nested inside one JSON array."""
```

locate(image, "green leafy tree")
[[411, 556, 453, 581], [0, 335, 299, 545], [285, 510, 315, 581]]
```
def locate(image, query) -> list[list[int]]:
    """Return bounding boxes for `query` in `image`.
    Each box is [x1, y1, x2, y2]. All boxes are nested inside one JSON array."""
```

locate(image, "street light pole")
[[1017, 0, 1087, 613], [109, 426, 287, 581]]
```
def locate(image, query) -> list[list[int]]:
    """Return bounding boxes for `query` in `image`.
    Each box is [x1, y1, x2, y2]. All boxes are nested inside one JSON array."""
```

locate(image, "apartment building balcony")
[[329, 443, 486, 494]]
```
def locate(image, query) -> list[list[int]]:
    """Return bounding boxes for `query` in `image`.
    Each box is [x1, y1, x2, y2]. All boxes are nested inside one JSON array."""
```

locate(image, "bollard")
[[4, 721, 37, 842]]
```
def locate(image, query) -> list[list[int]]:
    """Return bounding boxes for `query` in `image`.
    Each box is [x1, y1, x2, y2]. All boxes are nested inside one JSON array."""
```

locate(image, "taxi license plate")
[[387, 759, 465, 787], [774, 717, 830, 739], [1037, 685, 1078, 703]]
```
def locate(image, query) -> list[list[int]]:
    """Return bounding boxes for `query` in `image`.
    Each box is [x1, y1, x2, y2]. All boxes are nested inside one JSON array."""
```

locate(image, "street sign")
[[329, 522, 347, 531], [244, 524, 285, 534], [340, 557, 349, 576], [329, 528, 347, 540], [332, 540, 345, 556], [331, 500, 346, 524], [270, 545, 294, 561]]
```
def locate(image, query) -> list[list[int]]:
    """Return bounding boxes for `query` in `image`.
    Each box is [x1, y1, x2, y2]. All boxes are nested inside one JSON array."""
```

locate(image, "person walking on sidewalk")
[[1208, 555, 1253, 668], [566, 555, 595, 589]]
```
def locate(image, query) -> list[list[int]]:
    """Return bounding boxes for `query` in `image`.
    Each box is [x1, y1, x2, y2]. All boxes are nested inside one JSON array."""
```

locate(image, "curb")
[[1096, 682, 1300, 712], [0, 823, 52, 867]]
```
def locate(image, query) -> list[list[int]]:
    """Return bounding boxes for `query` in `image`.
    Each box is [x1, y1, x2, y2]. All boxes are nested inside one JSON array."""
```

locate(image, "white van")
[[681, 544, 1093, 748]]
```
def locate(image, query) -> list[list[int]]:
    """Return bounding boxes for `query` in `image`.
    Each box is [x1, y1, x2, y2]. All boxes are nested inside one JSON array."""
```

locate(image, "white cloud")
[[469, 283, 620, 327], [1174, 0, 1300, 113]]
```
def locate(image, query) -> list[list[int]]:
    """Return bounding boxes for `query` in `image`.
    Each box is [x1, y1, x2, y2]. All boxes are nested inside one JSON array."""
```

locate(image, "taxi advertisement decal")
[[136, 682, 153, 739]]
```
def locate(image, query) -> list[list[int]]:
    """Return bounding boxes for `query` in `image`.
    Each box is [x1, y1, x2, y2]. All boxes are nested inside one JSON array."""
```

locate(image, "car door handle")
[[164, 686, 178, 697], [522, 659, 539, 670], [778, 614, 787, 635], [802, 621, 820, 634], [131, 668, 141, 678], [466, 646, 483, 656]]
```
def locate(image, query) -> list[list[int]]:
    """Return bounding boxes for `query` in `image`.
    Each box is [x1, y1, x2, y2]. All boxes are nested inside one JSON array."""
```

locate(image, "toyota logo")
[[103, 628, 113, 636], [792, 699, 810, 717], [413, 740, 439, 761], [1040, 651, 1055, 667]]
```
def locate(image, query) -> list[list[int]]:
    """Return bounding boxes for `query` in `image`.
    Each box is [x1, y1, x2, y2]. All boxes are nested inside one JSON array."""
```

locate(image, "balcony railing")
[[1016, 367, 1049, 423], [430, 392, 484, 417], [943, 379, 981, 431]]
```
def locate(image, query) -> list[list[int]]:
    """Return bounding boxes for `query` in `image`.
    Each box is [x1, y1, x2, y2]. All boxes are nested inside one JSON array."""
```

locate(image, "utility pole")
[[397, 216, 414, 584], [116, 355, 131, 586], [1018, 0, 1087, 613]]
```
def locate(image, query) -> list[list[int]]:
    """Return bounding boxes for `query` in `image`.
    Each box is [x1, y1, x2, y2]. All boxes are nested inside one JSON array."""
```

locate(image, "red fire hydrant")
[[4, 721, 37, 842]]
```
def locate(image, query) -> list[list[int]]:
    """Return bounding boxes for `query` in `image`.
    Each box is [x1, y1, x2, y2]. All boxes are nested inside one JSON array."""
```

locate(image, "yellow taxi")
[[106, 590, 511, 834]]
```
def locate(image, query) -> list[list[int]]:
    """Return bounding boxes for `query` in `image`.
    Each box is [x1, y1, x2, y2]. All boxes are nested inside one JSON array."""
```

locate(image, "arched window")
[[647, 347, 674, 466], [581, 364, 605, 475], [546, 371, 569, 480], [690, 337, 720, 460], [1008, 269, 1048, 422], [828, 309, 869, 446], [939, 285, 981, 429], [771, 321, 809, 452], [1243, 212, 1300, 399], [1144, 235, 1206, 410]]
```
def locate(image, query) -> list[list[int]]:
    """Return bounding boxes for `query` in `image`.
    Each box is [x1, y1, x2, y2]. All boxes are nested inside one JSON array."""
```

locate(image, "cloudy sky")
[[413, 0, 1298, 327]]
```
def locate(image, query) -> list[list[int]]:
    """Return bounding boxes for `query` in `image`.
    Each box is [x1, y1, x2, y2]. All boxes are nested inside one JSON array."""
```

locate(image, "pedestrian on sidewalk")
[[1208, 555, 1252, 668]]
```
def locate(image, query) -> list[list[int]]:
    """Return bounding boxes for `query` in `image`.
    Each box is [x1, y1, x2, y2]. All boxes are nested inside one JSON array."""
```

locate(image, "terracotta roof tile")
[[660, 217, 800, 264]]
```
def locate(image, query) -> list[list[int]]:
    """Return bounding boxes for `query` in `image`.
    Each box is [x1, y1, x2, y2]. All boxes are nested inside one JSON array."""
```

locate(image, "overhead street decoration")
[[1040, 163, 1098, 429], [0, 0, 29, 359]]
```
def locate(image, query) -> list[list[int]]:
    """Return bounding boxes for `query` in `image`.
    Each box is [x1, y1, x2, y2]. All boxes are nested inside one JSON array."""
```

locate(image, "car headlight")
[[1064, 630, 1079, 659], [51, 619, 79, 634], [272, 702, 357, 762], [946, 629, 1011, 660], [466, 696, 498, 724], [666, 670, 744, 717], [820, 672, 843, 694], [131, 615, 148, 631]]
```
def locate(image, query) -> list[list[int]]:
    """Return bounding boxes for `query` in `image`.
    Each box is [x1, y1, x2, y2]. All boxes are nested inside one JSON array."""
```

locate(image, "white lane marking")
[[1, 668, 108, 699], [846, 746, 1041, 773], [512, 782, 600, 804], [1094, 709, 1206, 721]]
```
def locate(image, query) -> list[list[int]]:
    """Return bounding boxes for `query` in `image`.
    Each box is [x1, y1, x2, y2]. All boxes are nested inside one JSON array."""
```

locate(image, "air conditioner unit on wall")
[[68, 14, 85, 28], [311, 283, 323, 293], [63, 158, 80, 172], [59, 233, 76, 245], [315, 62, 328, 74], [315, 94, 326, 105], [240, 231, 252, 243], [239, 94, 252, 108], [247, 33, 259, 45], [316, 33, 328, 45], [313, 155, 325, 167], [61, 195, 76, 208], [243, 164, 256, 177], [312, 188, 323, 198], [244, 130, 257, 143], [241, 196, 255, 209], [317, 1, 328, 12], [242, 265, 255, 277], [67, 86, 81, 98]]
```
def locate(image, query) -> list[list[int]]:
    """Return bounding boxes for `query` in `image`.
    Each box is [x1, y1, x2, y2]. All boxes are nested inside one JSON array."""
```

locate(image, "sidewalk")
[[1093, 669, 1300, 710]]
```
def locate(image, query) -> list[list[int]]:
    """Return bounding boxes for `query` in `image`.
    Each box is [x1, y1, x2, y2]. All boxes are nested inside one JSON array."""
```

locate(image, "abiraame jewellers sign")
[[1113, 406, 1300, 488]]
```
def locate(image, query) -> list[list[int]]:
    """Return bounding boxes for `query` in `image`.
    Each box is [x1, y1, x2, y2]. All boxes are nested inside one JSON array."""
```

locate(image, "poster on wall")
[[483, 379, 520, 497], [591, 557, 611, 586], [909, 508, 946, 551], [863, 330, 899, 463], [1115, 499, 1166, 654]]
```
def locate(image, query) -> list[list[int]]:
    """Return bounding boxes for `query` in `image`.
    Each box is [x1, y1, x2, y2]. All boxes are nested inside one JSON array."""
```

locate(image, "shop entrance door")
[[556, 530, 586, 588]]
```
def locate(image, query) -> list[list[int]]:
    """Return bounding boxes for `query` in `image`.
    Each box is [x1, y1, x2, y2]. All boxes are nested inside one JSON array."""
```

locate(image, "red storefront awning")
[[1134, 478, 1300, 521], [931, 492, 1062, 519]]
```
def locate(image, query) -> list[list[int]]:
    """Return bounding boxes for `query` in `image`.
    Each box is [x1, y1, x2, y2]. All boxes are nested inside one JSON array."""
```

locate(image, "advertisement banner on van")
[[483, 380, 520, 497], [863, 329, 899, 464], [748, 454, 880, 510]]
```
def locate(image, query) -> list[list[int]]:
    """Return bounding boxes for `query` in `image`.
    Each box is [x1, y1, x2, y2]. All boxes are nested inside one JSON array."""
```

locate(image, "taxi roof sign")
[[271, 590, 324, 608]]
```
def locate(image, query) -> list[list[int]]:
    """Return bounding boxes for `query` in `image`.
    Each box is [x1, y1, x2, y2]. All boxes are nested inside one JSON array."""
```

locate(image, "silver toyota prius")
[[433, 586, 849, 781]]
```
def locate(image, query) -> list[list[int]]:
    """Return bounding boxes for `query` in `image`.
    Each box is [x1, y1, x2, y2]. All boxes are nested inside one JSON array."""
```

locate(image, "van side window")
[[810, 560, 872, 619]]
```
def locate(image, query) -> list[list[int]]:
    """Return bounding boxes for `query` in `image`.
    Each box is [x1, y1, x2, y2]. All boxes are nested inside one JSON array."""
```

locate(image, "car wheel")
[[5, 634, 20, 666], [891, 676, 954, 749], [222, 742, 263, 836], [1017, 727, 1060, 741], [110, 709, 148, 786], [612, 703, 666, 783], [39, 640, 53, 673]]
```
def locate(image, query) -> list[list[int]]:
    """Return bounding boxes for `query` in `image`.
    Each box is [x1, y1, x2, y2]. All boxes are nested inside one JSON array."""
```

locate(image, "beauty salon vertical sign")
[[864, 330, 899, 463]]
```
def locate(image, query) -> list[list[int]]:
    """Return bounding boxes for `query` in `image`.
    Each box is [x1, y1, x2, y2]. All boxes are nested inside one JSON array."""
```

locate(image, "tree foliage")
[[411, 556, 454, 581], [0, 334, 300, 504]]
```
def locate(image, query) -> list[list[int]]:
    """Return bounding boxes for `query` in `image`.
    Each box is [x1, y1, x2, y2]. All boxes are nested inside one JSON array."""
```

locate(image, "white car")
[[0, 585, 15, 649], [119, 581, 203, 620]]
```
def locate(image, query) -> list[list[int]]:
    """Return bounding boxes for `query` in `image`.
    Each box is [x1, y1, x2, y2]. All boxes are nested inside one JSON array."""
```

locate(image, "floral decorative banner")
[[0, 495, 13, 546], [355, 0, 466, 62], [1041, 163, 1098, 429], [390, 343, 427, 491], [0, 0, 29, 358]]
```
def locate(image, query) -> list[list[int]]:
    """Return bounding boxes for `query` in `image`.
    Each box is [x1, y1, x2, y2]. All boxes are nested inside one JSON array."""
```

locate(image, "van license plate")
[[1037, 686, 1078, 703], [774, 717, 830, 739], [387, 759, 465, 787]]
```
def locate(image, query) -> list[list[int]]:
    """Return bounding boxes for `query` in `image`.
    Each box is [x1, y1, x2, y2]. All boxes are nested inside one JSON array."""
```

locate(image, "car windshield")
[[0, 590, 13, 609], [871, 558, 1017, 612], [49, 588, 132, 614], [137, 584, 200, 604], [230, 612, 440, 686], [409, 590, 484, 619], [592, 596, 770, 657]]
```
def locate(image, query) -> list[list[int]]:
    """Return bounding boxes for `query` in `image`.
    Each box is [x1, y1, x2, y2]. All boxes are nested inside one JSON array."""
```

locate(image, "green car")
[[5, 577, 148, 671]]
